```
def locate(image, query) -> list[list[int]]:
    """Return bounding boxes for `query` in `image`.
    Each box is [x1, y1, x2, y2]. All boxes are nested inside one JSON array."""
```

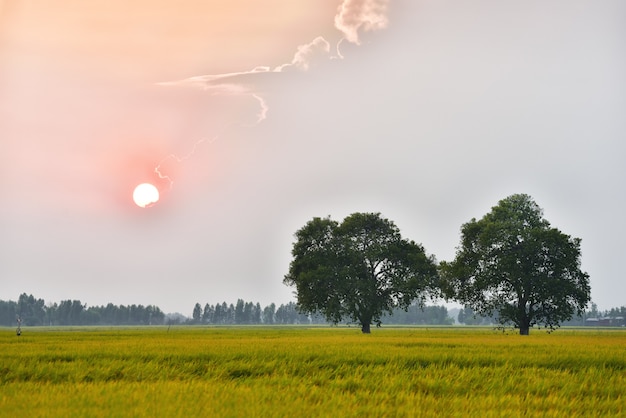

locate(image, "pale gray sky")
[[1, 0, 624, 315]]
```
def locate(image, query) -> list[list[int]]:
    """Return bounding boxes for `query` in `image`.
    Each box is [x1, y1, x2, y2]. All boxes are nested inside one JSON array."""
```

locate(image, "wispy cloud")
[[160, 0, 392, 108], [154, 0, 392, 189], [274, 36, 331, 72], [158, 36, 331, 104]]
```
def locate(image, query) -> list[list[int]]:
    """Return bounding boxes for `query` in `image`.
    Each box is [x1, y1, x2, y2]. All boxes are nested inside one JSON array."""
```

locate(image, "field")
[[1, 326, 624, 417]]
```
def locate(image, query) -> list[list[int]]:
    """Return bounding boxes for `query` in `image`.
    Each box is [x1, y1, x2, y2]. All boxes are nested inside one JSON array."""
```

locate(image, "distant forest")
[[453, 304, 625, 327], [189, 300, 454, 327], [1, 293, 624, 328], [1, 294, 165, 327], [2, 293, 453, 327]]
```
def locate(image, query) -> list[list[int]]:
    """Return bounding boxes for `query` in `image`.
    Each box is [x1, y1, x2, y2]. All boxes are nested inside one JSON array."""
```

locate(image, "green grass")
[[1, 326, 624, 417]]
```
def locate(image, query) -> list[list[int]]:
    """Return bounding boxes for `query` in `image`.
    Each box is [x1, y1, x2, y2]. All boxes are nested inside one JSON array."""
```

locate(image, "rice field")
[[1, 326, 624, 417]]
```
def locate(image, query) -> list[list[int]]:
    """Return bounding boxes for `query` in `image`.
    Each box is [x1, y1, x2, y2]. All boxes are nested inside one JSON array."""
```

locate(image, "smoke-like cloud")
[[160, 0, 391, 112], [159, 36, 331, 103], [274, 36, 331, 72], [335, 0, 390, 45], [154, 0, 391, 190]]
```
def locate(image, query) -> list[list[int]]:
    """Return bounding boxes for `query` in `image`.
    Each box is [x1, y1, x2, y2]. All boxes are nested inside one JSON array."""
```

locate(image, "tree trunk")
[[361, 322, 371, 334], [519, 325, 530, 335]]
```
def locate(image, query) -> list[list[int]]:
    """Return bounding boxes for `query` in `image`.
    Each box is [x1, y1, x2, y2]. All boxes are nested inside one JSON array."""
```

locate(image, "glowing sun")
[[133, 183, 159, 208]]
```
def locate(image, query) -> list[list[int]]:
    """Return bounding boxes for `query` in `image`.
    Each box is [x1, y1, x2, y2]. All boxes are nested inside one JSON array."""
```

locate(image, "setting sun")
[[133, 183, 159, 208]]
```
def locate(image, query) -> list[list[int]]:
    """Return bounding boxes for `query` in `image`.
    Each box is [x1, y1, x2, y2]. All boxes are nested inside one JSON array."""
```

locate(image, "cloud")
[[154, 36, 331, 129], [152, 0, 392, 188], [274, 36, 331, 72], [158, 36, 331, 94], [159, 0, 393, 101], [335, 0, 391, 45]]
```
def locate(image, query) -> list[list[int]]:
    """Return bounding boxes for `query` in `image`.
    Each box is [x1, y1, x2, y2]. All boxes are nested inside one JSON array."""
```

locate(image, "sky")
[[1, 0, 624, 315]]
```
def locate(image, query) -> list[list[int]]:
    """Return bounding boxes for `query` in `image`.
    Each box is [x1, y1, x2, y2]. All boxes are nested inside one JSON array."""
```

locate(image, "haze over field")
[[1, 0, 624, 315]]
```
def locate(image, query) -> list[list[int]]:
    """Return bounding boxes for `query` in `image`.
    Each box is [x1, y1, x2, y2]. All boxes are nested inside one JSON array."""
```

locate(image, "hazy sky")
[[1, 0, 624, 315]]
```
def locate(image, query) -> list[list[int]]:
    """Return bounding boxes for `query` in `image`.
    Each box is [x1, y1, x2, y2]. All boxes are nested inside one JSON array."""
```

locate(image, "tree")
[[274, 302, 309, 324], [254, 302, 262, 324], [284, 212, 438, 333], [0, 300, 18, 326], [55, 300, 84, 325], [243, 302, 254, 324], [213, 303, 224, 324], [262, 303, 275, 324], [440, 194, 591, 335], [234, 299, 245, 324], [382, 304, 453, 325], [17, 293, 46, 326], [202, 303, 213, 324], [192, 303, 202, 323], [457, 306, 492, 326]]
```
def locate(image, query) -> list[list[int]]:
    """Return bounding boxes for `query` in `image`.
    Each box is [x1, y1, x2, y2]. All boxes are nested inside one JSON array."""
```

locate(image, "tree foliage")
[[284, 213, 438, 333], [440, 194, 591, 334]]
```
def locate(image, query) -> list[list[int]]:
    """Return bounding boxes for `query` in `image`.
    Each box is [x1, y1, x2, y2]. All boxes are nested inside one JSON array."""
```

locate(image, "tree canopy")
[[283, 212, 438, 333], [440, 194, 591, 334]]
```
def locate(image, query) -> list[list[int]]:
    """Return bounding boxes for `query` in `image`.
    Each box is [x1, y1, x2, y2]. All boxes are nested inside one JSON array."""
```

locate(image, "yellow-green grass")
[[1, 327, 624, 417]]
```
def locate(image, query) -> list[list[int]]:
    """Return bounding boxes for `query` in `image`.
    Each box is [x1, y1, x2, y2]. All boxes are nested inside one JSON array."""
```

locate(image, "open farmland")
[[1, 327, 624, 417]]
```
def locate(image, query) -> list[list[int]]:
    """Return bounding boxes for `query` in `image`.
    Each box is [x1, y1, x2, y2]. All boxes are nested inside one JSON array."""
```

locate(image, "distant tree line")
[[187, 300, 312, 325], [3, 293, 622, 328], [565, 303, 626, 327], [454, 306, 500, 326], [381, 304, 453, 326], [455, 303, 626, 327], [0, 294, 454, 327], [189, 300, 454, 326], [0, 293, 165, 326]]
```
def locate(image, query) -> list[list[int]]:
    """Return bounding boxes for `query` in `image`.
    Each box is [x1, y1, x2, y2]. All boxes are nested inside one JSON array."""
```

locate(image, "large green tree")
[[440, 194, 590, 335], [284, 212, 438, 333]]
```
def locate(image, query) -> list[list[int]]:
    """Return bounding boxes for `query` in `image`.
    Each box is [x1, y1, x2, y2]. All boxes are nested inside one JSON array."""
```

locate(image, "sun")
[[133, 183, 159, 208]]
